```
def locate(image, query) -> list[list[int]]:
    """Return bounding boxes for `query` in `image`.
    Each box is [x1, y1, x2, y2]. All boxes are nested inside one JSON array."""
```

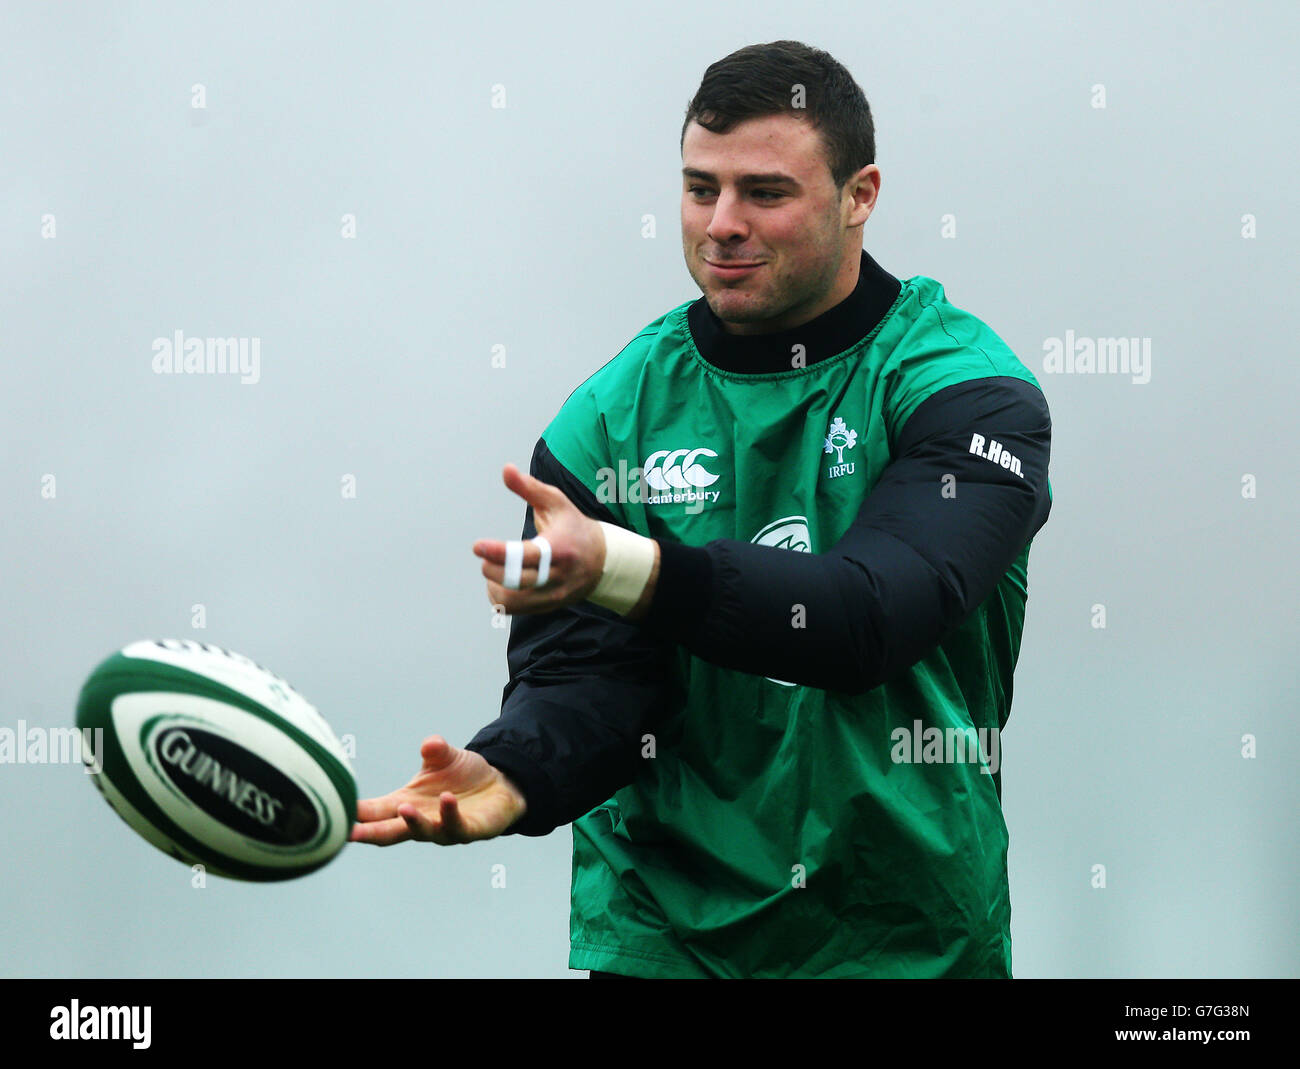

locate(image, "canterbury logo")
[[643, 448, 720, 490]]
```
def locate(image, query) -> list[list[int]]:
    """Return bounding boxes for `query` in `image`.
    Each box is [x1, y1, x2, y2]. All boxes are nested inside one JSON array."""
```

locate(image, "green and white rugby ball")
[[76, 639, 356, 881]]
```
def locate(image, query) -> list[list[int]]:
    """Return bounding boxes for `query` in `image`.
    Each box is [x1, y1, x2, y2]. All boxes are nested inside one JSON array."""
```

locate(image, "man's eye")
[[686, 187, 782, 201]]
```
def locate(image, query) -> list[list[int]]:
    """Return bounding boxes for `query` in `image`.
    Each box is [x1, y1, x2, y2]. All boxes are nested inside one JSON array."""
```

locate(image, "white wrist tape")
[[502, 536, 552, 589], [589, 521, 656, 615]]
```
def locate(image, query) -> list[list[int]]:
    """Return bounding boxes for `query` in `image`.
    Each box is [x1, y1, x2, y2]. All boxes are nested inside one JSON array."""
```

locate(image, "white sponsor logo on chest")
[[643, 447, 721, 506]]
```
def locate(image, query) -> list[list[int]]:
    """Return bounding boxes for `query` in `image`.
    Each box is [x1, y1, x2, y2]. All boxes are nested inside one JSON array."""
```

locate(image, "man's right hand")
[[350, 735, 527, 846]]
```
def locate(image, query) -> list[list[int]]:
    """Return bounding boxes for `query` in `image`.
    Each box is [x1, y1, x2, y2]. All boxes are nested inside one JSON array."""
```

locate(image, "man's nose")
[[706, 191, 748, 242]]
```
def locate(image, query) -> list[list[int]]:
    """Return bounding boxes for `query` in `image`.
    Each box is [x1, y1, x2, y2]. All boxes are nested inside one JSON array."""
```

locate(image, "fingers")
[[476, 543, 555, 612], [419, 734, 456, 772], [484, 578, 556, 616], [474, 464, 570, 587], [399, 795, 466, 845], [479, 560, 546, 592], [398, 802, 437, 840], [474, 464, 581, 604], [350, 736, 479, 846], [495, 464, 576, 530], [438, 793, 467, 842], [501, 463, 559, 509], [349, 816, 413, 846], [473, 542, 546, 597], [354, 737, 453, 818], [472, 538, 548, 574], [472, 538, 508, 565], [352, 796, 465, 846], [355, 795, 402, 823], [352, 736, 458, 832]]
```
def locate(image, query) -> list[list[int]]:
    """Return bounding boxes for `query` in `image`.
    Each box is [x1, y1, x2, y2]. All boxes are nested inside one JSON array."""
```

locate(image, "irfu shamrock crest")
[[823, 416, 859, 464]]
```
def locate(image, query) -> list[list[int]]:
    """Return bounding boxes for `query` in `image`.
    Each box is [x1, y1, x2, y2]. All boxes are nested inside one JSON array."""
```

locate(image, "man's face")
[[681, 113, 876, 335]]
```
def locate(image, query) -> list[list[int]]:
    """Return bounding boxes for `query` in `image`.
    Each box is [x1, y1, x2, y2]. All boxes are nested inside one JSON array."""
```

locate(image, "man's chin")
[[706, 293, 772, 325]]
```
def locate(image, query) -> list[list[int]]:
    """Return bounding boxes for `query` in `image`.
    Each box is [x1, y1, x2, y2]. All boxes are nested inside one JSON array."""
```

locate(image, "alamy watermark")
[[50, 1001, 151, 1049], [151, 330, 260, 384], [594, 458, 713, 514], [890, 719, 1000, 775], [0, 721, 103, 773], [1042, 331, 1150, 384]]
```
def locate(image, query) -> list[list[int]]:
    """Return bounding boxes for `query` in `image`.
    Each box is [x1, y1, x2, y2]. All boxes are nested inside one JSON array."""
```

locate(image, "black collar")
[[687, 250, 902, 374]]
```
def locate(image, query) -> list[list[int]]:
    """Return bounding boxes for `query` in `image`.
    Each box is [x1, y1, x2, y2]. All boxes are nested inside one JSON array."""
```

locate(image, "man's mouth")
[[705, 259, 764, 279]]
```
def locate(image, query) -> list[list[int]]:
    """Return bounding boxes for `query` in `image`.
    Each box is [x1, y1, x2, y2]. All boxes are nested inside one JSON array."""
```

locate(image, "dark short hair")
[[681, 41, 876, 190]]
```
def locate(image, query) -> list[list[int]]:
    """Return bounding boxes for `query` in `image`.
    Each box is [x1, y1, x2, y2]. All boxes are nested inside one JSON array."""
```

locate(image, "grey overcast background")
[[2, 0, 1296, 979]]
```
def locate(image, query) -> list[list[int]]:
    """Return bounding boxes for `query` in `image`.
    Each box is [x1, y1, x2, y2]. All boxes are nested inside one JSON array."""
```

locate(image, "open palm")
[[350, 735, 527, 846]]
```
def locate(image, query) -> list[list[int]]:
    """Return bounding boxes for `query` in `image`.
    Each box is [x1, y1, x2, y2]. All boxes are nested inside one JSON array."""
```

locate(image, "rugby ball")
[[75, 639, 356, 882]]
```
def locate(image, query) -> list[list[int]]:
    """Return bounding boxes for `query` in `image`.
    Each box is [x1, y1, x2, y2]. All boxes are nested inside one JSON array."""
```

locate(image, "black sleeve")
[[638, 375, 1053, 693], [463, 438, 685, 837]]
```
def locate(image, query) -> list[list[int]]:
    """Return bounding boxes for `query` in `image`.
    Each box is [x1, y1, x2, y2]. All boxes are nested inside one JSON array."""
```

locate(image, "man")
[[352, 40, 1053, 979]]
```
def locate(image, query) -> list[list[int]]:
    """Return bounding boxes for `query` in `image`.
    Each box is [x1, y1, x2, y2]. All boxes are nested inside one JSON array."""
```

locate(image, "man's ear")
[[843, 164, 881, 226]]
